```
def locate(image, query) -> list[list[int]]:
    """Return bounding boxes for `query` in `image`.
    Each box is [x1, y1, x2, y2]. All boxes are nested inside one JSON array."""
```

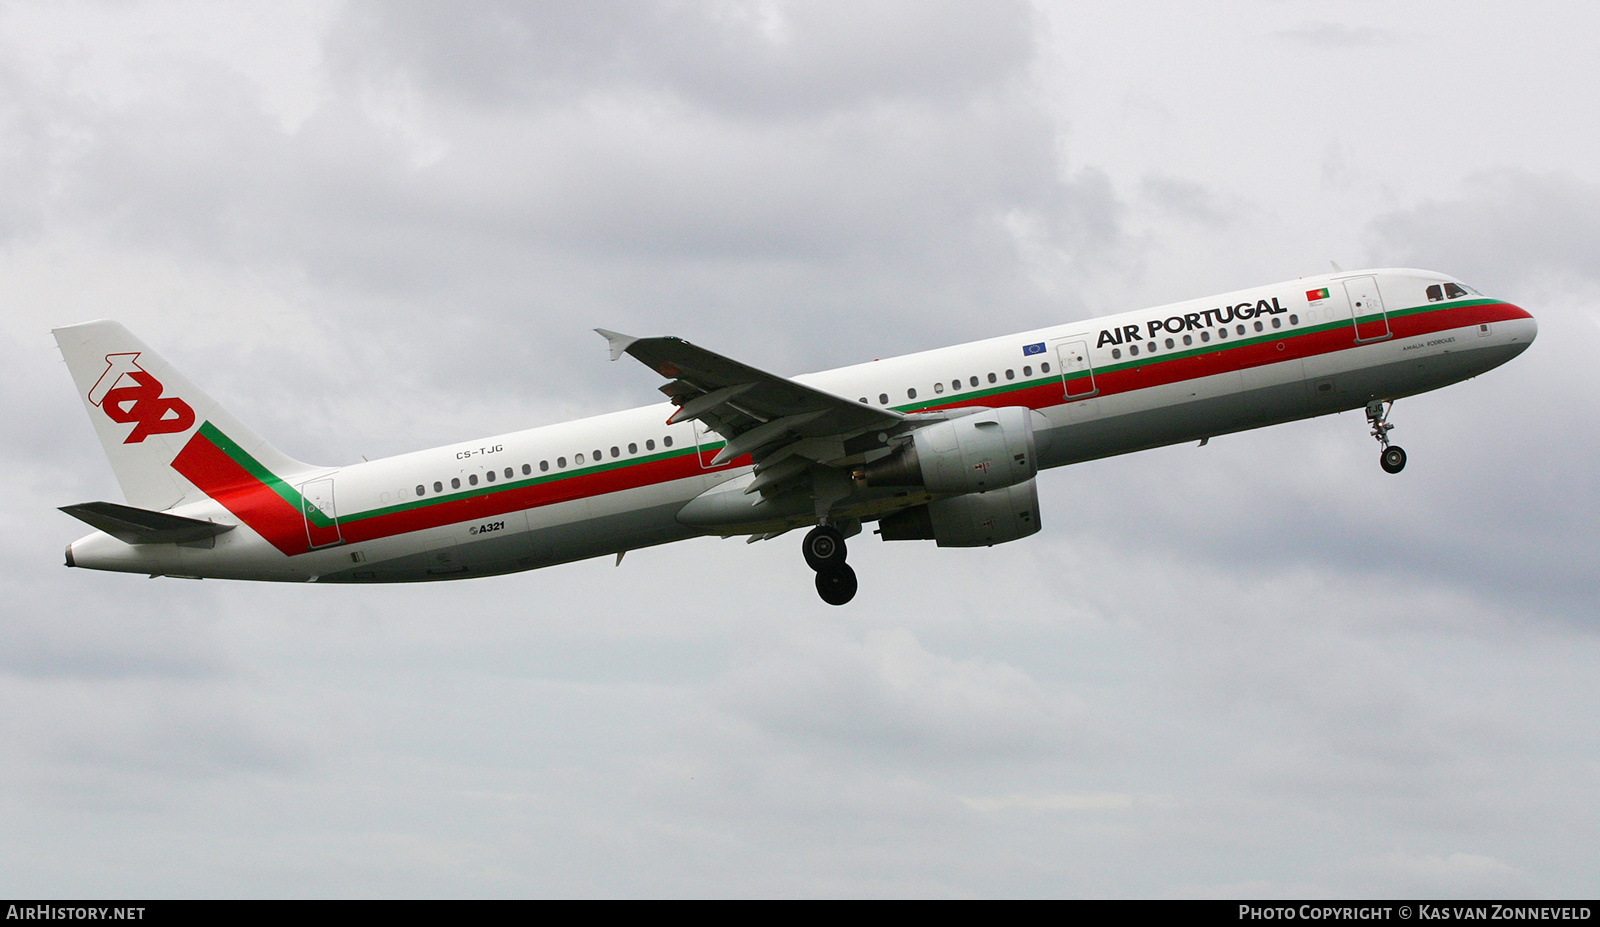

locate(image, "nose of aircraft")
[[1504, 301, 1538, 346]]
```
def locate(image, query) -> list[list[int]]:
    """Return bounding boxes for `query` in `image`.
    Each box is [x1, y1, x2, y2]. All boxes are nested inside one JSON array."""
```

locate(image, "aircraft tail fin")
[[52, 320, 318, 511]]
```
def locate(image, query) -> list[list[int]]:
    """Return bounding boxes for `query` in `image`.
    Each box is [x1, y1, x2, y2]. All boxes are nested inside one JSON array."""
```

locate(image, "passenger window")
[[1271, 317, 1282, 329], [1146, 341, 1156, 353], [933, 382, 944, 394], [1165, 338, 1175, 349], [907, 388, 917, 399], [540, 461, 549, 472], [575, 453, 585, 465], [594, 449, 602, 461], [1289, 314, 1299, 325], [470, 474, 480, 485], [485, 470, 495, 483], [1236, 324, 1246, 335], [1023, 365, 1031, 376], [1112, 347, 1122, 359], [952, 380, 961, 391], [521, 464, 531, 475], [1183, 335, 1192, 346], [1426, 284, 1445, 302], [451, 478, 461, 489], [1254, 321, 1264, 332], [1201, 331, 1210, 343], [663, 436, 673, 448], [628, 443, 637, 454], [610, 446, 619, 458], [415, 484, 425, 496], [433, 481, 443, 493], [1041, 362, 1050, 373], [970, 376, 979, 387], [878, 393, 888, 404], [1004, 369, 1014, 380], [505, 467, 513, 479], [646, 439, 656, 451], [1129, 344, 1140, 356], [1218, 327, 1228, 339], [987, 373, 997, 383], [558, 457, 567, 468]]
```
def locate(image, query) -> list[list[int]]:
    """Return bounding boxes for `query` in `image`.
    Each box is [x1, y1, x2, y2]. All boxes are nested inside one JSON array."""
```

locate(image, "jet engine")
[[877, 478, 1042, 547], [853, 406, 1037, 495]]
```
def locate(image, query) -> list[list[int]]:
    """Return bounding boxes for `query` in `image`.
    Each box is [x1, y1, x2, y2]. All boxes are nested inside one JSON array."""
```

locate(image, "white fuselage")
[[65, 268, 1536, 582]]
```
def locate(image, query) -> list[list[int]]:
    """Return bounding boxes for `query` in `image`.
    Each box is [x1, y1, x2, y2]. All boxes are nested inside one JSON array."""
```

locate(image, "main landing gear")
[[804, 525, 858, 606], [1367, 400, 1407, 474]]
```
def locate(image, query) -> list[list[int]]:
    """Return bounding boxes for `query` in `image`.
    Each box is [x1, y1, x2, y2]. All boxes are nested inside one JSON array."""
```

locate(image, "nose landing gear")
[[1367, 400, 1407, 474], [803, 524, 857, 605]]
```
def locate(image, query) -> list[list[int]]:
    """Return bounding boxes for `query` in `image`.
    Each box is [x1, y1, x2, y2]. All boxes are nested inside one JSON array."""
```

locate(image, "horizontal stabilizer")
[[60, 501, 235, 545]]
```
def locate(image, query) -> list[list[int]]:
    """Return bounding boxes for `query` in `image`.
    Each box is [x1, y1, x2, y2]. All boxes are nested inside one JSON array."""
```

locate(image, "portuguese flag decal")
[[1306, 287, 1331, 301]]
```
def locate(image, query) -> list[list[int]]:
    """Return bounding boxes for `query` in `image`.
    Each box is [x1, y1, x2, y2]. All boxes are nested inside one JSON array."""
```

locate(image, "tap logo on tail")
[[88, 352, 195, 443]]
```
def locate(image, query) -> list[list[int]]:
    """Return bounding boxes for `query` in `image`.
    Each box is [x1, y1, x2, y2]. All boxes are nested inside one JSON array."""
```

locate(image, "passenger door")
[[300, 478, 342, 548], [1345, 276, 1391, 343]]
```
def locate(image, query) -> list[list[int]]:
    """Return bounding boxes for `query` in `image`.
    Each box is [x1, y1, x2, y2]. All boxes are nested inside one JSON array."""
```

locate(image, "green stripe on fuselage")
[[208, 298, 1488, 524], [339, 444, 709, 524]]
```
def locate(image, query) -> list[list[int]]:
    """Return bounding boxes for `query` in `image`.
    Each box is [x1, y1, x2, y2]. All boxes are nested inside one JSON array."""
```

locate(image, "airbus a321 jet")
[[55, 268, 1535, 605]]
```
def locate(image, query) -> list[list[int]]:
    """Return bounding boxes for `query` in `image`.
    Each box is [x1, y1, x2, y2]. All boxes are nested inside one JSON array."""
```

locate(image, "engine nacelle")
[[877, 478, 1042, 548], [855, 406, 1037, 495]]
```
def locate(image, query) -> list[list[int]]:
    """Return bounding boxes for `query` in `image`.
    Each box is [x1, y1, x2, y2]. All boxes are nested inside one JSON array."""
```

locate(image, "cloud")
[[960, 791, 1159, 813], [1368, 169, 1600, 294], [1275, 22, 1397, 49], [1340, 850, 1531, 897], [332, 0, 1036, 117], [716, 628, 1083, 761], [1139, 175, 1243, 227]]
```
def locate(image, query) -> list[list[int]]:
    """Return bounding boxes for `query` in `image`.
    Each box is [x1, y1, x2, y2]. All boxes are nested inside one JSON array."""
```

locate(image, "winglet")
[[594, 329, 640, 362]]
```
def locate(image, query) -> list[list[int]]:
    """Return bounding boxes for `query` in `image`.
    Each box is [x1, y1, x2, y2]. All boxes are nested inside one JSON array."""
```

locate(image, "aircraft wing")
[[596, 329, 903, 473]]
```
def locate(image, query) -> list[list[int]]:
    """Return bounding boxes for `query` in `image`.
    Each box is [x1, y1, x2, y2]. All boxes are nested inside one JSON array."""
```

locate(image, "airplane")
[[55, 268, 1535, 605]]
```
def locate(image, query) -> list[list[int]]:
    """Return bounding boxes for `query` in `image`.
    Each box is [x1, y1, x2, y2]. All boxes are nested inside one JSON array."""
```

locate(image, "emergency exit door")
[[1055, 339, 1098, 399]]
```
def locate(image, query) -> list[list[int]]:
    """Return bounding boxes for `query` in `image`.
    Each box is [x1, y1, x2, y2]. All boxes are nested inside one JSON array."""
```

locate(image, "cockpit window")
[[1428, 282, 1473, 302]]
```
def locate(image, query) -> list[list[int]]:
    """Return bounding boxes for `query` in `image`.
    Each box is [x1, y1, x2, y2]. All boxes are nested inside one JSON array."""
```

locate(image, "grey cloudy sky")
[[2, 0, 1597, 898]]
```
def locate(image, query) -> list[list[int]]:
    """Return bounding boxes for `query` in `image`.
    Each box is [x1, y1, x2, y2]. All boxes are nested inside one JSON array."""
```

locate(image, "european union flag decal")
[[1022, 342, 1046, 356]]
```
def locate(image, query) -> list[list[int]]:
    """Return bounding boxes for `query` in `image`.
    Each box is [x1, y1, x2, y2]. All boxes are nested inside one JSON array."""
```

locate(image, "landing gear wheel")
[[802, 526, 847, 571], [815, 564, 858, 606], [1366, 400, 1407, 474]]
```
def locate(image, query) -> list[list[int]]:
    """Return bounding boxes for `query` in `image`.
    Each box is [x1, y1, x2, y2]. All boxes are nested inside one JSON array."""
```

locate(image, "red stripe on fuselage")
[[171, 431, 310, 555], [335, 451, 746, 545], [176, 428, 747, 557], [172, 301, 1527, 556], [922, 301, 1529, 414]]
